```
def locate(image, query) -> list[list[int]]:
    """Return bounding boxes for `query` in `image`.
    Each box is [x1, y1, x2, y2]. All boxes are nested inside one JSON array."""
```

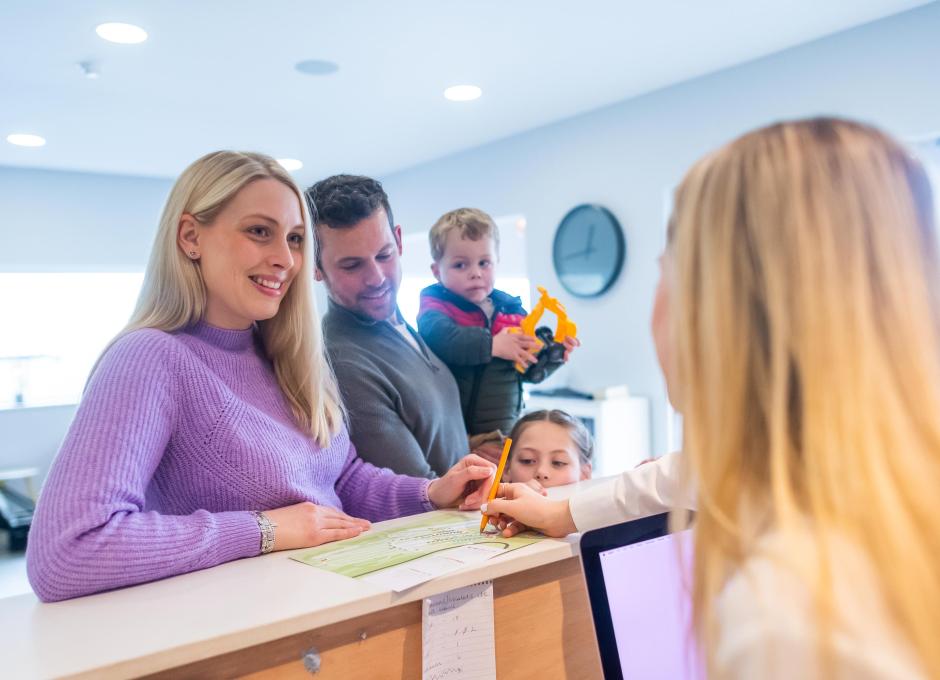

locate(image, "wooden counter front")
[[0, 504, 605, 679], [149, 557, 600, 679]]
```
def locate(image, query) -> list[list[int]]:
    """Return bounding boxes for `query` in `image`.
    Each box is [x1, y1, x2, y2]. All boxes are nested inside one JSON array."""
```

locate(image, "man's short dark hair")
[[305, 174, 395, 266]]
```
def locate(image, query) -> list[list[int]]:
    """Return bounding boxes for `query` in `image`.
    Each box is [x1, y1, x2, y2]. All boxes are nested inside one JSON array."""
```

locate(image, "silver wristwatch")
[[252, 511, 277, 554]]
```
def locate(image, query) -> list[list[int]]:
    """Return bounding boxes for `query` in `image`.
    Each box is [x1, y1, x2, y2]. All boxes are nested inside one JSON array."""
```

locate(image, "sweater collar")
[[326, 298, 407, 329], [188, 320, 256, 352]]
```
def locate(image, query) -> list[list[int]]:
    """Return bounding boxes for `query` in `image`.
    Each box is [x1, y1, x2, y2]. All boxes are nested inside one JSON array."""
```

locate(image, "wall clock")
[[552, 204, 626, 298]]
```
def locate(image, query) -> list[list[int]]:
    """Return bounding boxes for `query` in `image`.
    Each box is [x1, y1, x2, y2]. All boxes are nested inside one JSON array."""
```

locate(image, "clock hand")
[[579, 224, 597, 259]]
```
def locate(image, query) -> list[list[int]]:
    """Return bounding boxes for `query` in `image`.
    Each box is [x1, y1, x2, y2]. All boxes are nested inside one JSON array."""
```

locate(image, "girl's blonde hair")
[[117, 150, 343, 446], [507, 409, 594, 467], [669, 118, 940, 675]]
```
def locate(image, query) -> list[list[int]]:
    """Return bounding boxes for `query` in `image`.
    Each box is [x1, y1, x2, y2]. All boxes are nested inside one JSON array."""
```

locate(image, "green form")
[[290, 511, 543, 578]]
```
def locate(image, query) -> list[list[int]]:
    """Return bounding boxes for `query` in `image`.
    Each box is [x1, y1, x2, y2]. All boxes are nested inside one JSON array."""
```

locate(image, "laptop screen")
[[580, 513, 704, 679]]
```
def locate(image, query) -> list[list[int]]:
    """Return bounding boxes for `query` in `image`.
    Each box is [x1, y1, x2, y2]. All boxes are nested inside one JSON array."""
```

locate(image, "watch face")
[[552, 204, 625, 297]]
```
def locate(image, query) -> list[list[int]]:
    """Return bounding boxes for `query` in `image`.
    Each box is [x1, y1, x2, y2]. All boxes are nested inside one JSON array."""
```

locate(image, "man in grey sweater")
[[306, 174, 467, 478]]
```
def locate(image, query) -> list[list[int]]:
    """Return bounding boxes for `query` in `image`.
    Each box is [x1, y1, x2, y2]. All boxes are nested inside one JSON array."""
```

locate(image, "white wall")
[[0, 167, 171, 482], [380, 2, 940, 456], [0, 165, 171, 272]]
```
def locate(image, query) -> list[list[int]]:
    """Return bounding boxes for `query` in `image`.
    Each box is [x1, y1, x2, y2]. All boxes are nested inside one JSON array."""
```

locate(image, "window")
[[0, 273, 144, 409]]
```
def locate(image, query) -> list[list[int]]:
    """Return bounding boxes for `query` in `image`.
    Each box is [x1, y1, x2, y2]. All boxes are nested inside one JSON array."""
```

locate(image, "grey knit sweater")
[[322, 300, 468, 478]]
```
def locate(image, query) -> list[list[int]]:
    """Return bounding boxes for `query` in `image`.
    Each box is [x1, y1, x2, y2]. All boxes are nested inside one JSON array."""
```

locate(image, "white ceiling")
[[0, 0, 931, 184]]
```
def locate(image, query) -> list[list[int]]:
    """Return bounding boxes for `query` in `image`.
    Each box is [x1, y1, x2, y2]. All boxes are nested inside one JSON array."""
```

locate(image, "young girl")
[[504, 410, 592, 488]]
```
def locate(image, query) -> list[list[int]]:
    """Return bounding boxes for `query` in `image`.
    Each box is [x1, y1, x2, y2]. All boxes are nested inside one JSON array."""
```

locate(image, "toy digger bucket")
[[509, 286, 578, 373]]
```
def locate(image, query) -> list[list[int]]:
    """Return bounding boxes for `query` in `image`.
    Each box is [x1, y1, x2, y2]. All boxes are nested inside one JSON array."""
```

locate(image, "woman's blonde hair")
[[117, 150, 343, 446], [669, 118, 940, 675]]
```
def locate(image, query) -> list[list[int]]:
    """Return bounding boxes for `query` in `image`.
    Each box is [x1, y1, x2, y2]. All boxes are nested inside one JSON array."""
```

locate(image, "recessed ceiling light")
[[6, 133, 46, 147], [444, 85, 482, 102], [277, 158, 303, 172], [295, 59, 339, 76], [95, 22, 148, 44]]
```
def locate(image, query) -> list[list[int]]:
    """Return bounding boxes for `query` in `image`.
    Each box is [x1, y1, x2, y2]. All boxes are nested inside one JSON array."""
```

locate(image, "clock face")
[[552, 204, 626, 298]]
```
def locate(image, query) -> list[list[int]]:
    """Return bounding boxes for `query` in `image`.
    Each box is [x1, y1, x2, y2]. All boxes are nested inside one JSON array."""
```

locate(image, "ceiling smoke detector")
[[77, 61, 100, 79]]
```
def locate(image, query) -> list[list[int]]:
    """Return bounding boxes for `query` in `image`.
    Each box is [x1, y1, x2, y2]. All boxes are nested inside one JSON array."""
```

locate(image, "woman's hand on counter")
[[264, 501, 371, 551], [428, 454, 497, 510], [480, 483, 577, 538]]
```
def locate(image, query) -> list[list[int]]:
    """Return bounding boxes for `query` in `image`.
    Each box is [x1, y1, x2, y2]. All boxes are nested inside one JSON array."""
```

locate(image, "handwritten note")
[[422, 581, 497, 680]]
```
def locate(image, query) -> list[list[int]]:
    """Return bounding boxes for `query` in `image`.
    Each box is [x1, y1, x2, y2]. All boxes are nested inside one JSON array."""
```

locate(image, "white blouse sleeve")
[[568, 451, 689, 532]]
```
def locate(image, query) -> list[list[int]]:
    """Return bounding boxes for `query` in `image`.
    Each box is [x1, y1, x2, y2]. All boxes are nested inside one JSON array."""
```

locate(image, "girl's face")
[[179, 178, 306, 330], [507, 421, 585, 488]]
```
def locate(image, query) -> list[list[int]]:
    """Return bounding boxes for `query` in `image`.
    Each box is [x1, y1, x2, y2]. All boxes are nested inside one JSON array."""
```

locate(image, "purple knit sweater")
[[26, 322, 434, 602]]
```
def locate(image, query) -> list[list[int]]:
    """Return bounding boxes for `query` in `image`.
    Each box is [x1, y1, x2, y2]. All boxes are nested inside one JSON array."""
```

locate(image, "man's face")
[[315, 207, 403, 322]]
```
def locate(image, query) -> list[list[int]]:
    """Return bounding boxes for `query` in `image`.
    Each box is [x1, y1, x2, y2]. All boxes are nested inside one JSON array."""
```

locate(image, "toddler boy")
[[417, 208, 576, 435]]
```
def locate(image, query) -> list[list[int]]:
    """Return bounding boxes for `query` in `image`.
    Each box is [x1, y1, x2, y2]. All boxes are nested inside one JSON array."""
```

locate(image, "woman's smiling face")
[[180, 178, 305, 329]]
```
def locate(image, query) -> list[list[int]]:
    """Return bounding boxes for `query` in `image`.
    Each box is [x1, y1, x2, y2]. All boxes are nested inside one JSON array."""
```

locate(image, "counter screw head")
[[302, 647, 321, 674]]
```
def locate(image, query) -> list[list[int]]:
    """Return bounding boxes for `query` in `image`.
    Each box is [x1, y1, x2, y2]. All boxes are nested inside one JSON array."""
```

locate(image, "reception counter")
[[0, 504, 604, 679]]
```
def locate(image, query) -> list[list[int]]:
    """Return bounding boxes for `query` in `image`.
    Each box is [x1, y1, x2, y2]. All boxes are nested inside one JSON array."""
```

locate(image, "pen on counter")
[[479, 437, 513, 533]]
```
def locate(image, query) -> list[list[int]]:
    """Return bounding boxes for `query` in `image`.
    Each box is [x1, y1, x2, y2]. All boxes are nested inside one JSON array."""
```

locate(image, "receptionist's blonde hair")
[[669, 118, 940, 676]]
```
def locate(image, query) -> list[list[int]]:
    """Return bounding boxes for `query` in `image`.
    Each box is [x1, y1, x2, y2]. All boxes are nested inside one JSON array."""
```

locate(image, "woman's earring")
[[189, 251, 199, 259]]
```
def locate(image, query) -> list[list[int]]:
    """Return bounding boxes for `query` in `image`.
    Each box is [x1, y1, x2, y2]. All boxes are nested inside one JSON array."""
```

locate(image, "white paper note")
[[422, 581, 497, 680], [361, 543, 506, 592]]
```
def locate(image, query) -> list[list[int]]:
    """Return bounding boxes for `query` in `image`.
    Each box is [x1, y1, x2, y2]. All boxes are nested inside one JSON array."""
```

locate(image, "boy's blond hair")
[[429, 207, 500, 262]]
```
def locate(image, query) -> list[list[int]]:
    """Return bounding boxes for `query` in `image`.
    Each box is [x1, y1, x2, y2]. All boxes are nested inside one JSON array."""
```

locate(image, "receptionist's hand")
[[428, 454, 497, 510], [481, 483, 577, 538], [265, 501, 371, 551]]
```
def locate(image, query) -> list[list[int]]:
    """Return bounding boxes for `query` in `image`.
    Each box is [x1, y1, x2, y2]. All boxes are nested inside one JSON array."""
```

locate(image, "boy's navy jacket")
[[417, 283, 557, 435]]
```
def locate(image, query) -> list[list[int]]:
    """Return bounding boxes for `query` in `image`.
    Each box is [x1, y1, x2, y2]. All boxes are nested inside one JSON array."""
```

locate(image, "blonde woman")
[[485, 118, 940, 677], [27, 151, 497, 602]]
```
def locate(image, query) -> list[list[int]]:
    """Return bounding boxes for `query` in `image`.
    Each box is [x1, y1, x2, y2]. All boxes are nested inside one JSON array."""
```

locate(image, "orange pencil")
[[479, 437, 513, 533]]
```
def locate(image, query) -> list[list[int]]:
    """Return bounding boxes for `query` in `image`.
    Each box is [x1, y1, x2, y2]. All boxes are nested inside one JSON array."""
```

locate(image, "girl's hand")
[[264, 501, 371, 551], [481, 483, 577, 537], [428, 454, 497, 510], [522, 478, 547, 495]]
